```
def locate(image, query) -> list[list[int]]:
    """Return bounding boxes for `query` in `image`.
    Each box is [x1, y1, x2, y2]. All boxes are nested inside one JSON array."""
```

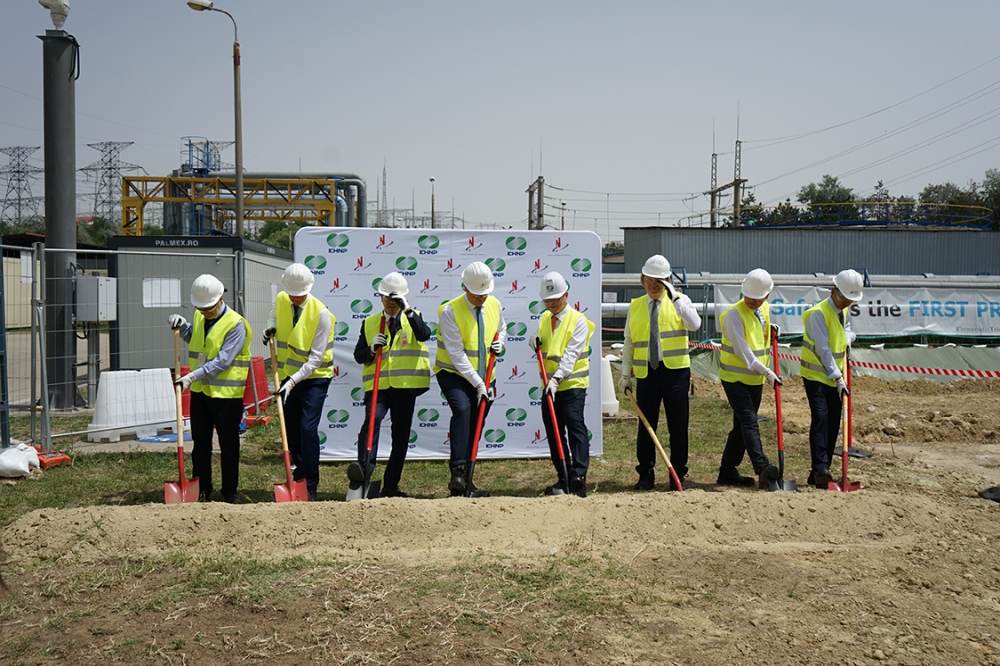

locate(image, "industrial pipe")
[[211, 171, 368, 227]]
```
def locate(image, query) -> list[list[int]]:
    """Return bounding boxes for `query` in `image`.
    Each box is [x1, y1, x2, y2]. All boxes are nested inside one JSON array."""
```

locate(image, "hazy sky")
[[3, 1, 1000, 240]]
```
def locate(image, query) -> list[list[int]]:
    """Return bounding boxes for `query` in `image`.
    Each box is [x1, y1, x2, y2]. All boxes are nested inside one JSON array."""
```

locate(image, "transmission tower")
[[179, 136, 234, 175], [0, 146, 43, 223], [79, 141, 143, 222]]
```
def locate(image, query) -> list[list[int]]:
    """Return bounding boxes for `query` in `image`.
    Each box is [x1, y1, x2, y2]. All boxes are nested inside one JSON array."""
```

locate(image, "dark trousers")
[[284, 377, 331, 494], [540, 388, 590, 480], [437, 370, 493, 472], [635, 364, 690, 478], [803, 378, 842, 473], [355, 387, 419, 491], [720, 380, 770, 474], [189, 391, 243, 498]]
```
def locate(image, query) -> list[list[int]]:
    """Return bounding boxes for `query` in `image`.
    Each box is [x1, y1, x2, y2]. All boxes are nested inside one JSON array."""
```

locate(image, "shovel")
[[829, 348, 862, 493], [534, 337, 572, 495], [465, 332, 500, 497], [269, 338, 310, 502], [347, 316, 386, 501], [164, 329, 200, 504], [768, 325, 797, 492], [621, 374, 683, 491]]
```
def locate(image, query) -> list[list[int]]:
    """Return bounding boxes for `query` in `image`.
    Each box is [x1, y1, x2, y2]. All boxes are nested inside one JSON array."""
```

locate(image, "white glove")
[[475, 382, 495, 403], [371, 333, 388, 351], [390, 293, 409, 311], [275, 378, 296, 401], [617, 375, 634, 396], [528, 336, 540, 351], [836, 377, 850, 396], [546, 376, 560, 398], [490, 340, 503, 355], [174, 373, 195, 390], [770, 323, 781, 340], [764, 368, 782, 387], [168, 314, 187, 330]]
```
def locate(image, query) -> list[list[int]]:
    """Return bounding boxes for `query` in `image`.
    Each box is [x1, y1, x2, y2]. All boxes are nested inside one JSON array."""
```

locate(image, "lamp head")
[[38, 0, 70, 29], [186, 0, 214, 11]]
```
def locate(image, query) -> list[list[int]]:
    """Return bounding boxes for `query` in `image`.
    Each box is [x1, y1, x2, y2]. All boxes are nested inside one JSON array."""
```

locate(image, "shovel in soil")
[[620, 372, 683, 491], [829, 348, 862, 493], [465, 332, 500, 497], [164, 329, 200, 504], [347, 316, 386, 501], [269, 338, 309, 502], [534, 338, 572, 495], [768, 326, 797, 492]]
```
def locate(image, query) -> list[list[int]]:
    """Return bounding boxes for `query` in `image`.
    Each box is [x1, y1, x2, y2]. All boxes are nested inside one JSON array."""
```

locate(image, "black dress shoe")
[[222, 495, 244, 504], [811, 469, 832, 488], [570, 476, 587, 498], [633, 468, 655, 491], [381, 487, 410, 498], [545, 481, 568, 496], [346, 462, 365, 483], [466, 486, 491, 498], [448, 470, 467, 497], [198, 490, 213, 502], [757, 464, 780, 490], [716, 470, 755, 487]]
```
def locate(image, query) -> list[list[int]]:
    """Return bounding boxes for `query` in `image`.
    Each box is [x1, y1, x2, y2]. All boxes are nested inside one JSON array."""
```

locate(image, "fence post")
[[36, 244, 52, 453], [235, 249, 261, 416], [30, 243, 41, 446]]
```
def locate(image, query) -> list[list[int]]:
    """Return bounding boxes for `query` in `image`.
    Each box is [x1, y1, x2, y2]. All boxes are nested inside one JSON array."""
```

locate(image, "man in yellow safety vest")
[[347, 272, 432, 497], [618, 254, 702, 490], [717, 268, 782, 490], [435, 261, 505, 497], [530, 271, 596, 497], [169, 273, 251, 503], [262, 263, 336, 501], [800, 269, 863, 488]]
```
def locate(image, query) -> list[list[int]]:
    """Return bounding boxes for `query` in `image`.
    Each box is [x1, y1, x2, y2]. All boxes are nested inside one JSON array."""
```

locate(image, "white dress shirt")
[[548, 305, 590, 382], [620, 292, 701, 378], [438, 294, 506, 388]]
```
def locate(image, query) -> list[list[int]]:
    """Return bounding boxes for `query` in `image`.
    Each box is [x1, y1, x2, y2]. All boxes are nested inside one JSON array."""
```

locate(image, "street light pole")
[[429, 177, 436, 229], [561, 200, 567, 231]]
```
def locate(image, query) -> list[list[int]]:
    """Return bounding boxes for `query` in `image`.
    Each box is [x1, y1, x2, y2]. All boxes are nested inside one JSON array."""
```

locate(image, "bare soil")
[[2, 377, 1000, 665]]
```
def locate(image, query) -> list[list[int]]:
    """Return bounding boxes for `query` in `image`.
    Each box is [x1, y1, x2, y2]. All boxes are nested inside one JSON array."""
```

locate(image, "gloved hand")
[[836, 377, 850, 396], [275, 378, 295, 401], [168, 314, 187, 330], [391, 293, 409, 312], [662, 280, 678, 302], [261, 327, 276, 346], [371, 333, 388, 353], [546, 376, 560, 398], [174, 373, 195, 390], [475, 382, 495, 403], [617, 375, 635, 396], [770, 323, 781, 339], [490, 339, 503, 355], [765, 368, 782, 387], [528, 336, 540, 351]]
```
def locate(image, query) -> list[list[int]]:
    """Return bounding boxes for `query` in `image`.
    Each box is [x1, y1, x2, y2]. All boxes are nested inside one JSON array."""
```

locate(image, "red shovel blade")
[[164, 476, 200, 505], [827, 479, 862, 493], [274, 478, 310, 503]]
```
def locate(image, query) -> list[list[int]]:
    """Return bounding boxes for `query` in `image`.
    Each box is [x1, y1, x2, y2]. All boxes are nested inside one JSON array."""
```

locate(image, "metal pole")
[[233, 34, 243, 240], [39, 29, 77, 409], [30, 243, 39, 445], [430, 178, 436, 229], [86, 321, 98, 407]]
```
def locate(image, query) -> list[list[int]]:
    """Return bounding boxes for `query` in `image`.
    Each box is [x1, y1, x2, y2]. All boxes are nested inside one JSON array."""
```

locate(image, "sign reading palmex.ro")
[[294, 228, 604, 461], [716, 285, 1000, 337]]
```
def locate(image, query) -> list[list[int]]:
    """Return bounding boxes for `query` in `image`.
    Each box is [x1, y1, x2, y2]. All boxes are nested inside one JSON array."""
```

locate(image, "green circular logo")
[[304, 255, 327, 270], [318, 431, 327, 445], [372, 277, 383, 291], [484, 429, 506, 443], [350, 299, 374, 314], [326, 409, 349, 424], [350, 387, 365, 401], [505, 236, 527, 251], [417, 408, 440, 422], [417, 235, 440, 249], [505, 408, 527, 422], [484, 257, 506, 273], [528, 300, 546, 315], [335, 321, 350, 336], [570, 258, 592, 273], [408, 430, 418, 444], [506, 322, 528, 336], [395, 256, 418, 271], [528, 386, 543, 401], [326, 232, 350, 248]]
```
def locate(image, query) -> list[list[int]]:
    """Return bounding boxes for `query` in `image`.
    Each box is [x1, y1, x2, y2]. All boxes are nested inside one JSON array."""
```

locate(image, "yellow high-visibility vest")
[[800, 297, 847, 387], [718, 300, 771, 386], [627, 295, 690, 377], [274, 292, 335, 381], [188, 306, 252, 399], [362, 312, 431, 391], [537, 308, 596, 391], [434, 294, 501, 375]]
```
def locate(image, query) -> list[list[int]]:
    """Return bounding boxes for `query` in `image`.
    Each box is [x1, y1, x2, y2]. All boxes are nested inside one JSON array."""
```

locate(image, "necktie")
[[292, 304, 301, 326], [388, 315, 400, 338], [551, 314, 558, 333], [649, 299, 660, 370], [476, 306, 486, 379]]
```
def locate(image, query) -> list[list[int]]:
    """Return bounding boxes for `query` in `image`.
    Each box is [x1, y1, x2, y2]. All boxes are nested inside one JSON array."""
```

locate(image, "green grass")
[[1, 389, 786, 527]]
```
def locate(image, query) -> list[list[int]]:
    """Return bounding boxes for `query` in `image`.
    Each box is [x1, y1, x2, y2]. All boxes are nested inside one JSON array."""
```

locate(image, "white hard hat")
[[641, 254, 671, 280], [190, 274, 224, 309], [741, 268, 774, 300], [378, 271, 409, 297], [461, 261, 494, 296], [539, 271, 568, 300], [281, 262, 315, 297], [833, 269, 864, 302]]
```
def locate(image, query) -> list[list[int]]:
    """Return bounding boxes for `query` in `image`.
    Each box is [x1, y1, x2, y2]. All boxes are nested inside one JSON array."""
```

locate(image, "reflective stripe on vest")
[[537, 308, 596, 391], [362, 313, 431, 391], [718, 300, 771, 386], [800, 297, 847, 387], [627, 295, 689, 377], [187, 306, 252, 399], [434, 294, 501, 375], [274, 292, 336, 380]]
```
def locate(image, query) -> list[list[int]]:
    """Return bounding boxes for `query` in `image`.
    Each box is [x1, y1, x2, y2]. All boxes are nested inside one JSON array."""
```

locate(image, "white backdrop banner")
[[715, 285, 1000, 337], [293, 228, 604, 461]]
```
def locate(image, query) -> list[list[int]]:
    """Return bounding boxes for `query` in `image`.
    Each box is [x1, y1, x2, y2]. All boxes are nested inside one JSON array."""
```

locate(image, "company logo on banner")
[[295, 228, 603, 461], [715, 285, 1000, 337]]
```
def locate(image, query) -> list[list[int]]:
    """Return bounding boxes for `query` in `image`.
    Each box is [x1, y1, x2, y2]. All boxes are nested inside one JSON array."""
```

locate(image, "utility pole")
[[0, 146, 43, 223], [704, 139, 746, 228], [429, 177, 436, 229], [79, 141, 141, 222], [526, 176, 544, 230]]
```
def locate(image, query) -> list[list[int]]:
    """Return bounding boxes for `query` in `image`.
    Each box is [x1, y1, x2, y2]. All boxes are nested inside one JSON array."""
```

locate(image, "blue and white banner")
[[294, 228, 604, 460], [716, 285, 1000, 337]]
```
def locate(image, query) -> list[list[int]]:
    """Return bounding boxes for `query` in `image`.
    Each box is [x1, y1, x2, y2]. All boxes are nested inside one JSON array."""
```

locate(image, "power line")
[[545, 183, 701, 197]]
